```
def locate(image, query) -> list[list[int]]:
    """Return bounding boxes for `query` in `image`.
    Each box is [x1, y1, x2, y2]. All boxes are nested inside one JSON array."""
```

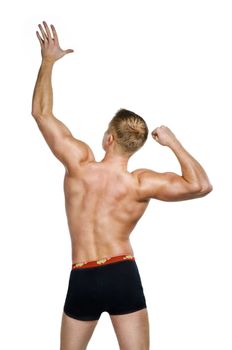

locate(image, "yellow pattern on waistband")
[[74, 262, 86, 268], [96, 257, 111, 265]]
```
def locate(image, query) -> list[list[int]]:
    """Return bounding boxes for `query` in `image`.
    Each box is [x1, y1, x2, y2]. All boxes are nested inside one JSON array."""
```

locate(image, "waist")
[[72, 254, 135, 270]]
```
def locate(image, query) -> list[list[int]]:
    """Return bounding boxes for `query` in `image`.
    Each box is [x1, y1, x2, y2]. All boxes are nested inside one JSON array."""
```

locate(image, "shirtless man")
[[32, 21, 213, 350]]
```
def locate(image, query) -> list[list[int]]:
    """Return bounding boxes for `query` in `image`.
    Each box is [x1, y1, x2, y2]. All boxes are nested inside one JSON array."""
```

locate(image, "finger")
[[151, 131, 158, 139], [152, 127, 159, 135], [152, 134, 159, 142], [36, 31, 44, 46], [38, 23, 48, 42], [42, 21, 52, 40], [50, 24, 59, 44]]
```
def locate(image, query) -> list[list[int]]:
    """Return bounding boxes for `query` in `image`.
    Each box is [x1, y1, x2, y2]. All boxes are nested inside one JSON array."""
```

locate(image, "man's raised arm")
[[31, 21, 74, 117], [135, 126, 213, 202], [31, 21, 95, 173]]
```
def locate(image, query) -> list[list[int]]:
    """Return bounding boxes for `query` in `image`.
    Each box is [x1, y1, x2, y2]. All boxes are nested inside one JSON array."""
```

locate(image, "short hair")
[[108, 108, 148, 155]]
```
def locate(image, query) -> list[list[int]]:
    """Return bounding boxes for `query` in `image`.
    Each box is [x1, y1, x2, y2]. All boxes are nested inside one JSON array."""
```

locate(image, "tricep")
[[136, 169, 210, 202]]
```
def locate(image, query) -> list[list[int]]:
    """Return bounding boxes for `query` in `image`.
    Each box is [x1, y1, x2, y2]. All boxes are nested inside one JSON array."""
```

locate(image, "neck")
[[101, 151, 130, 171]]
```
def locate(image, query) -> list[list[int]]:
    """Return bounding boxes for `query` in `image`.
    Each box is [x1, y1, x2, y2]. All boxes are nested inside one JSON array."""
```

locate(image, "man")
[[32, 21, 212, 350]]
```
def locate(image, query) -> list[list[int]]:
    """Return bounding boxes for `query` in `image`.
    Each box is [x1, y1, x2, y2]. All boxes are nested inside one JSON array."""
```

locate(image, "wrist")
[[167, 138, 182, 150], [41, 58, 56, 66]]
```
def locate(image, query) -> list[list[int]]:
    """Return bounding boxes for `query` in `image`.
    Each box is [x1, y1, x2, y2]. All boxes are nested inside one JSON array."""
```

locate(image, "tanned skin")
[[32, 21, 212, 350]]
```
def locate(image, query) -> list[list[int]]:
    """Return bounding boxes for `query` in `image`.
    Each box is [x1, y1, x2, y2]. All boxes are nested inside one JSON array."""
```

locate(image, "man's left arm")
[[31, 21, 95, 173]]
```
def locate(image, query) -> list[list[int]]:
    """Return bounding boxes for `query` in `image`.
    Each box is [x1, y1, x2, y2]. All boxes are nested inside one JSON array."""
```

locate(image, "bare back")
[[63, 161, 149, 264]]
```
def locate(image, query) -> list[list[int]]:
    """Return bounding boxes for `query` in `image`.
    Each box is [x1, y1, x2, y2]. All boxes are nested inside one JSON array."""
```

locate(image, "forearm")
[[169, 139, 212, 189], [31, 59, 55, 117]]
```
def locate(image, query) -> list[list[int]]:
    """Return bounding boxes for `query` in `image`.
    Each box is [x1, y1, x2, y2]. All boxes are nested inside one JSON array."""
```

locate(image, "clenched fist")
[[151, 125, 178, 147]]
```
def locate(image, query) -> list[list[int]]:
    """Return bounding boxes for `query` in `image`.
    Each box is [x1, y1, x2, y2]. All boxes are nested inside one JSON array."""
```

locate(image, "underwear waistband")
[[72, 254, 135, 270]]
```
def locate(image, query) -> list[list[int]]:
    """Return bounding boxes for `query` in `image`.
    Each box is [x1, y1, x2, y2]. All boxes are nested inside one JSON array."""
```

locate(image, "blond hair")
[[109, 108, 148, 155]]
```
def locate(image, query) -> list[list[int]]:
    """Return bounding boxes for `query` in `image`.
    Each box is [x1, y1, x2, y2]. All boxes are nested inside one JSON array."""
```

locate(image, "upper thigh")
[[110, 308, 150, 350], [60, 312, 98, 350]]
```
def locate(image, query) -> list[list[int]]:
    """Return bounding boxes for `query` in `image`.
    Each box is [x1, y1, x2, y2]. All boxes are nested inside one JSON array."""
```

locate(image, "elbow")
[[31, 111, 48, 120], [200, 183, 213, 196], [204, 183, 213, 194], [201, 176, 213, 195], [31, 109, 40, 118], [207, 182, 213, 193], [193, 182, 213, 197], [31, 105, 45, 118], [31, 110, 52, 119]]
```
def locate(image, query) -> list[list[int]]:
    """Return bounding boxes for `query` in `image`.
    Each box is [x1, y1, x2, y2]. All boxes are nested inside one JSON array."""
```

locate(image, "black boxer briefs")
[[63, 254, 147, 321]]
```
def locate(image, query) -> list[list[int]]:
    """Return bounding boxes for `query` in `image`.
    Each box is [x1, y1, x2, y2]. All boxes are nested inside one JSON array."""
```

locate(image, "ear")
[[107, 133, 114, 145]]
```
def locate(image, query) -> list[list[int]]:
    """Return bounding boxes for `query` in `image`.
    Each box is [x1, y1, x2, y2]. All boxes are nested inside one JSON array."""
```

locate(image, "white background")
[[0, 0, 231, 349]]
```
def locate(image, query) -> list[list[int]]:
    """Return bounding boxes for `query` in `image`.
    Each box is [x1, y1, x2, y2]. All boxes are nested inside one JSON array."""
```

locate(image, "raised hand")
[[151, 125, 178, 147], [36, 21, 74, 63]]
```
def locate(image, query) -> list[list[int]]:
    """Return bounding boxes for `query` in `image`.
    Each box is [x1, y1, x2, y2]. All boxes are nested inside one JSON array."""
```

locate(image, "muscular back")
[[32, 114, 212, 264], [63, 161, 149, 263]]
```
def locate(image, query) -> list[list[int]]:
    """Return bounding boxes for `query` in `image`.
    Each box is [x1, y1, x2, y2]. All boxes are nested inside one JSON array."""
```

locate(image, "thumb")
[[154, 135, 159, 142], [65, 49, 74, 54]]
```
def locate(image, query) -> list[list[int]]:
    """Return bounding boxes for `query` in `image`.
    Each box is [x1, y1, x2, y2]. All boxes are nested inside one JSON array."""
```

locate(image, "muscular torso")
[[63, 161, 150, 264]]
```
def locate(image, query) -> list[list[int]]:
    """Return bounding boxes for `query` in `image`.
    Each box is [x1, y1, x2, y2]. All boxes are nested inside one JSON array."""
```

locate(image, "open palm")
[[36, 21, 74, 63]]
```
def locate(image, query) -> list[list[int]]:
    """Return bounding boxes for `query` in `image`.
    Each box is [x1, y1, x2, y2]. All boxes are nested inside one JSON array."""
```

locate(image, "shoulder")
[[132, 168, 176, 181], [71, 138, 95, 162], [132, 168, 160, 182], [63, 137, 96, 175]]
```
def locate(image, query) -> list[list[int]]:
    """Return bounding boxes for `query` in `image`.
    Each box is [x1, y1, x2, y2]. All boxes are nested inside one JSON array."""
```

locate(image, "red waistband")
[[72, 254, 135, 270]]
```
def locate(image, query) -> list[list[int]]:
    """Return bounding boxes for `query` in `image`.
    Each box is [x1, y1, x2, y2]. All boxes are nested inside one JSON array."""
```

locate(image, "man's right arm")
[[135, 126, 213, 202]]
